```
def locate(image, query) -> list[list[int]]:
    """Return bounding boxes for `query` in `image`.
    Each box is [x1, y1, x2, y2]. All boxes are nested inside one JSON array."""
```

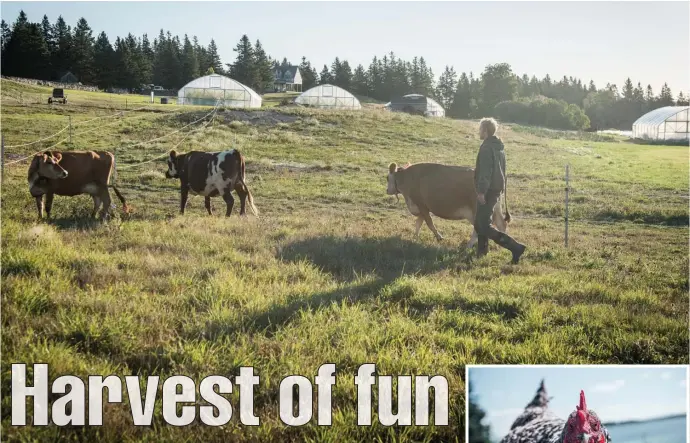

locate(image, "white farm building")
[[632, 106, 689, 142], [177, 74, 262, 108], [294, 84, 361, 110]]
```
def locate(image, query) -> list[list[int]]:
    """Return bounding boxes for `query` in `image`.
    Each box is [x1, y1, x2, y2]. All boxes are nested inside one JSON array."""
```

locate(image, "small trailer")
[[48, 88, 67, 104]]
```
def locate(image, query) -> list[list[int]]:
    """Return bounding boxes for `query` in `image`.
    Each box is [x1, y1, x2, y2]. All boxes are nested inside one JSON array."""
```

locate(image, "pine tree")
[[450, 72, 471, 118], [480, 63, 517, 115], [50, 15, 73, 78], [229, 35, 254, 87], [207, 39, 223, 74], [351, 64, 368, 96], [319, 64, 333, 85], [436, 65, 457, 110], [467, 385, 492, 443], [40, 14, 55, 77], [93, 31, 115, 88], [677, 91, 689, 106], [180, 34, 199, 86], [253, 39, 274, 92], [659, 82, 674, 106], [298, 56, 317, 90], [588, 80, 597, 93], [622, 77, 634, 100], [71, 17, 95, 83], [645, 84, 654, 103]]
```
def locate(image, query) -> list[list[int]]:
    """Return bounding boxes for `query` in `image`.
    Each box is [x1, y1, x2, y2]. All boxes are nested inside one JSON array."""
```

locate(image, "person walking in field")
[[474, 117, 527, 263]]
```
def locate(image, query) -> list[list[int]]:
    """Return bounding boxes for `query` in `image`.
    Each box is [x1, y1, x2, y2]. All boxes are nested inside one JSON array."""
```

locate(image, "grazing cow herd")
[[25, 144, 511, 248]]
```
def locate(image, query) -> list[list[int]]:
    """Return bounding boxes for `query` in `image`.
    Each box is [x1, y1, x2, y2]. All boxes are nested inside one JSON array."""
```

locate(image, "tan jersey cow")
[[387, 162, 510, 248], [28, 150, 128, 219]]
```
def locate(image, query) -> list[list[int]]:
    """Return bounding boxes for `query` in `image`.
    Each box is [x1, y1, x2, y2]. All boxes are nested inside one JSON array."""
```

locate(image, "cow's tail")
[[111, 186, 130, 214], [237, 150, 259, 216], [109, 154, 130, 214]]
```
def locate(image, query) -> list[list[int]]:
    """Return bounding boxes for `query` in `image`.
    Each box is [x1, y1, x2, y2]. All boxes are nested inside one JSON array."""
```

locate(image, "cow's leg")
[[222, 189, 235, 217], [414, 216, 424, 239], [204, 196, 213, 215], [91, 194, 102, 219], [35, 196, 44, 219], [467, 230, 478, 249], [234, 182, 248, 216], [492, 204, 507, 233], [44, 193, 54, 219], [100, 188, 112, 220], [180, 187, 189, 215], [422, 211, 443, 241]]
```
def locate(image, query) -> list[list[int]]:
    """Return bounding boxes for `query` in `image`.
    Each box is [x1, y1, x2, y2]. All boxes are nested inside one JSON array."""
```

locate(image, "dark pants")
[[473, 190, 521, 256]]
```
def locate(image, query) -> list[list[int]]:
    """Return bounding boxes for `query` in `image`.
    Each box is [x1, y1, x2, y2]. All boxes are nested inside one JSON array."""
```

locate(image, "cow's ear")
[[389, 162, 397, 173], [169, 150, 177, 160], [52, 152, 63, 162]]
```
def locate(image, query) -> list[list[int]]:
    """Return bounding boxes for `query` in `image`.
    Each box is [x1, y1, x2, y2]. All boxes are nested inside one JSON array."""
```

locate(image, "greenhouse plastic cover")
[[632, 106, 689, 140], [178, 75, 262, 108], [295, 84, 361, 110]]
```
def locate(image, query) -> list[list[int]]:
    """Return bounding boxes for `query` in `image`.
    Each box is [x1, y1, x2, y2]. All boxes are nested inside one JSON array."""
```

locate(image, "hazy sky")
[[2, 2, 688, 95], [469, 366, 689, 442]]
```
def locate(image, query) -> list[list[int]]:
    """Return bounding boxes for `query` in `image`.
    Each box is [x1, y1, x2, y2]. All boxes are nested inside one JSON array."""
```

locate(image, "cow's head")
[[165, 150, 180, 178], [29, 151, 68, 180], [386, 162, 399, 195]]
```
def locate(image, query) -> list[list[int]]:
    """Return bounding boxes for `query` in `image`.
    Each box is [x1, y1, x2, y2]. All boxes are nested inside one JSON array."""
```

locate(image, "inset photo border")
[[465, 364, 689, 443]]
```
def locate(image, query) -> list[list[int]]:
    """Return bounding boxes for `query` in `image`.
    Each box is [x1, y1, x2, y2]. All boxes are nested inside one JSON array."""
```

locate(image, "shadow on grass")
[[188, 235, 480, 341], [278, 235, 469, 282]]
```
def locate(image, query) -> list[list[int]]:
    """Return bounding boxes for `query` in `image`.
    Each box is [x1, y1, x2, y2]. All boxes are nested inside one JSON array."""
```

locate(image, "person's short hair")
[[479, 118, 498, 136]]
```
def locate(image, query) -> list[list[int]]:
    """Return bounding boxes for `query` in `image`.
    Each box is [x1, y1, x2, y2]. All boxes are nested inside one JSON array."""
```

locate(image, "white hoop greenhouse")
[[294, 84, 361, 110], [177, 74, 262, 108], [632, 106, 689, 141]]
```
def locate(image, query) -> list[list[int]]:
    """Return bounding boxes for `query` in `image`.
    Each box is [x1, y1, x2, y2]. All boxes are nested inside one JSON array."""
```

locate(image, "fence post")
[[69, 115, 73, 145], [565, 164, 570, 248], [1, 134, 5, 185]]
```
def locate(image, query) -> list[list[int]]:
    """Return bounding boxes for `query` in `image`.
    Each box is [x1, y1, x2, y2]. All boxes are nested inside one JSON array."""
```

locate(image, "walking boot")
[[495, 233, 526, 264], [477, 235, 489, 258]]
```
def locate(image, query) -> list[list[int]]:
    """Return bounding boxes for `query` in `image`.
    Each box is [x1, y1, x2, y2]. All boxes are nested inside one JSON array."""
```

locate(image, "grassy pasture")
[[1, 80, 688, 442]]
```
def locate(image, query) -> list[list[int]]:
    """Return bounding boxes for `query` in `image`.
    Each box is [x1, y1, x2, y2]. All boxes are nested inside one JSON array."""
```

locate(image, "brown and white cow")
[[165, 149, 258, 216], [387, 162, 510, 248], [28, 150, 128, 219]]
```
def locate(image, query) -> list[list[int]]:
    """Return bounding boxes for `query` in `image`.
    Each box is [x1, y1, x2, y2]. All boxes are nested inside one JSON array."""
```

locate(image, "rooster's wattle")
[[500, 380, 611, 443]]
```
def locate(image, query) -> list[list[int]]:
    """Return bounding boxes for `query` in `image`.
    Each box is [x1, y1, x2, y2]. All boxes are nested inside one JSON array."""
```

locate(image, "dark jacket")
[[474, 135, 506, 195]]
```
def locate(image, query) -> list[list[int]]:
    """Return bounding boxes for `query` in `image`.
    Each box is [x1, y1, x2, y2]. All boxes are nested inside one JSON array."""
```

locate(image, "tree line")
[[2, 10, 687, 131]]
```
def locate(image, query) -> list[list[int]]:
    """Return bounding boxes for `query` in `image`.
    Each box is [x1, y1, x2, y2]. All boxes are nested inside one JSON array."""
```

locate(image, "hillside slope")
[[1, 83, 688, 442]]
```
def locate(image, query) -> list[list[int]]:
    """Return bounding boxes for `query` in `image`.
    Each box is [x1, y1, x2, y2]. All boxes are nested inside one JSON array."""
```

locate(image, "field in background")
[[1, 80, 688, 442]]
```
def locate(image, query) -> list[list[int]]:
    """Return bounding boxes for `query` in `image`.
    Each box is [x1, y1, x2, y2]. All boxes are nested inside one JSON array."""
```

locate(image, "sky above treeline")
[[2, 2, 689, 95]]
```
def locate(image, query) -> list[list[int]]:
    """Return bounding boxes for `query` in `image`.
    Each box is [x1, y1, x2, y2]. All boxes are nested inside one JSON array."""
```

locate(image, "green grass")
[[1, 80, 688, 442]]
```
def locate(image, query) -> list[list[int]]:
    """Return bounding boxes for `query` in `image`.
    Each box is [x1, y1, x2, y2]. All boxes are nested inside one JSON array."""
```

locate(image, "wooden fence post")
[[69, 115, 73, 145], [565, 164, 570, 248]]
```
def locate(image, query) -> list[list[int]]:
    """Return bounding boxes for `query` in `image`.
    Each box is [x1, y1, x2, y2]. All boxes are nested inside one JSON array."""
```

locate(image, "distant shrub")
[[228, 120, 244, 130], [495, 95, 590, 130]]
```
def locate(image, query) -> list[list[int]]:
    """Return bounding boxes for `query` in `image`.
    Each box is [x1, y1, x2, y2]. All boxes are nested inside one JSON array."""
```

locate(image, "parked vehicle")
[[48, 88, 67, 104]]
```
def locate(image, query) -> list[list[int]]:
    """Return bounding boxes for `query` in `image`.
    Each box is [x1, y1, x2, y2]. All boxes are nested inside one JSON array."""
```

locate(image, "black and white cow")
[[165, 149, 258, 216]]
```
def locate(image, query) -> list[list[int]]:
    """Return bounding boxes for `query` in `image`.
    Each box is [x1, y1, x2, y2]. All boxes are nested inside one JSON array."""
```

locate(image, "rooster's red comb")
[[577, 390, 587, 411]]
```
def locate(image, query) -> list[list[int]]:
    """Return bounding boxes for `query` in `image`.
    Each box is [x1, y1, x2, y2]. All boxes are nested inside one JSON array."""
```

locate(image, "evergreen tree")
[[1, 20, 10, 53], [71, 17, 95, 83], [319, 64, 333, 85], [677, 91, 689, 106], [252, 39, 274, 92], [658, 83, 674, 106], [450, 72, 471, 118], [207, 38, 223, 74], [588, 80, 597, 93], [298, 56, 318, 90], [351, 64, 368, 96], [40, 14, 55, 75], [436, 65, 457, 110], [51, 15, 72, 78], [180, 34, 199, 86], [228, 35, 254, 86], [645, 84, 654, 104], [93, 31, 115, 88], [467, 385, 491, 443], [622, 77, 634, 100]]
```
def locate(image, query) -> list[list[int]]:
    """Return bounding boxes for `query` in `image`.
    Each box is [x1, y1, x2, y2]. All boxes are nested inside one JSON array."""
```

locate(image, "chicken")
[[500, 380, 611, 443]]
